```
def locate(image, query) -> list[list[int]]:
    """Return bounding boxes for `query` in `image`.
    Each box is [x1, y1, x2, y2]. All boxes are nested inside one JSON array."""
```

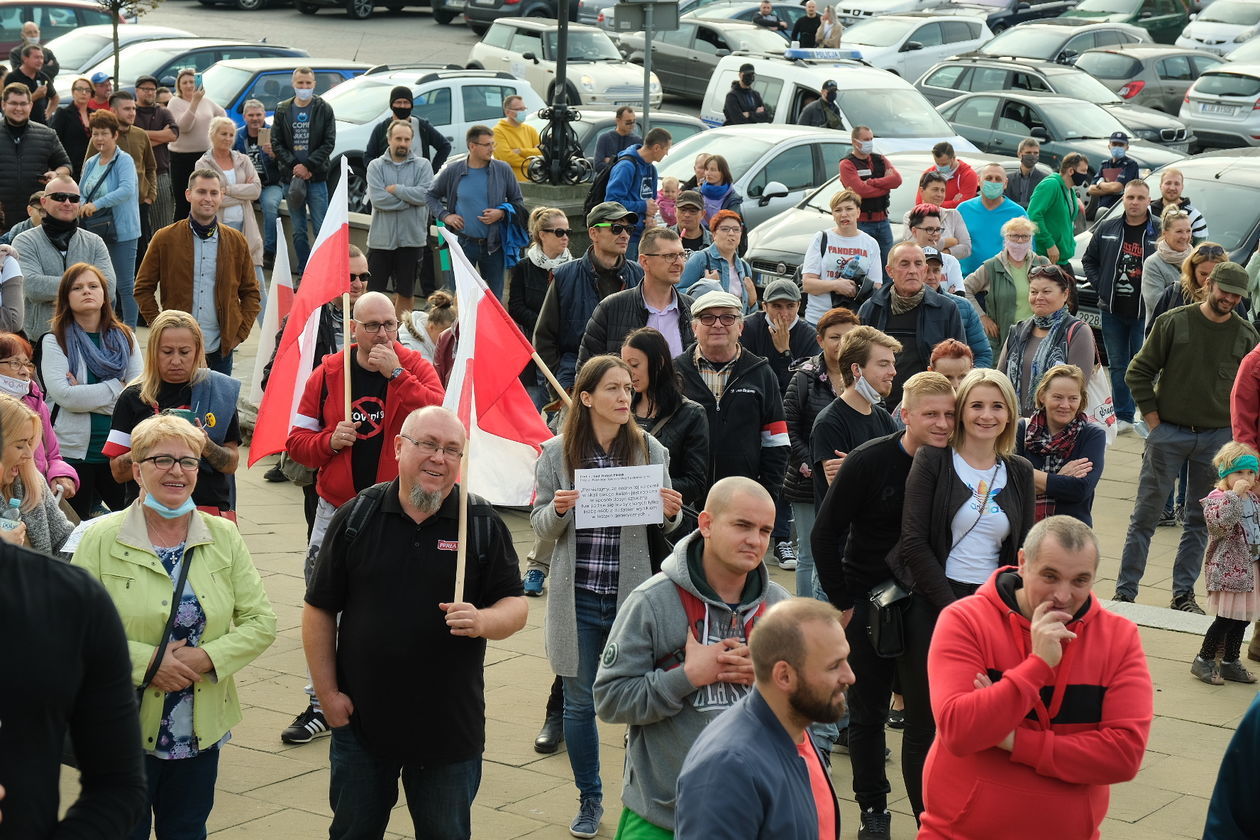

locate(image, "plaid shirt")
[[574, 449, 622, 595], [694, 345, 742, 401]]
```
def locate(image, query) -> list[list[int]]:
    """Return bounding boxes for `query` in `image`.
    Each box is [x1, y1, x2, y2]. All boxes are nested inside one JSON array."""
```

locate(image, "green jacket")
[[964, 250, 1051, 358], [73, 504, 276, 752], [1026, 174, 1078, 264]]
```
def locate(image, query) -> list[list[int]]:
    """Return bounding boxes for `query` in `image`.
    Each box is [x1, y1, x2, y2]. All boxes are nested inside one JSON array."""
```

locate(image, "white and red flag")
[[248, 159, 352, 467], [247, 219, 295, 407], [441, 231, 552, 506]]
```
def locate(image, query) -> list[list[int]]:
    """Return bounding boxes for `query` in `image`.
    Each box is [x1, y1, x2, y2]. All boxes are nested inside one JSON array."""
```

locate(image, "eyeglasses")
[[399, 433, 463, 461], [1198, 244, 1227, 258], [136, 85, 156, 92], [72, 86, 91, 94], [594, 223, 632, 235], [541, 228, 572, 238], [1005, 234, 1032, 243], [470, 140, 495, 148], [1164, 209, 1190, 218], [915, 226, 944, 235], [355, 319, 399, 334], [141, 455, 201, 471], [697, 313, 739, 326], [349, 271, 371, 284], [47, 192, 80, 203], [0, 358, 32, 371], [642, 251, 687, 262], [715, 226, 741, 234]]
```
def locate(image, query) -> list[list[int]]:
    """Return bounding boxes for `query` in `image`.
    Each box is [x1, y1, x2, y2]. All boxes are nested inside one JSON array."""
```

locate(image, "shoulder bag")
[[79, 156, 119, 241]]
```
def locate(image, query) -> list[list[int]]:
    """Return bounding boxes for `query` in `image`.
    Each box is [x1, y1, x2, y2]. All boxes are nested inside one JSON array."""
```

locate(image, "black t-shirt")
[[305, 480, 524, 762], [1111, 222, 1145, 320], [809, 397, 897, 506], [5, 68, 50, 123], [681, 233, 706, 259], [349, 361, 390, 492], [882, 307, 923, 410], [105, 382, 242, 510], [792, 14, 823, 47]]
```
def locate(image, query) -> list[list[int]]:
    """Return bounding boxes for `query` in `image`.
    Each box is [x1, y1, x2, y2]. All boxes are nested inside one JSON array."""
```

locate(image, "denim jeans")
[[290, 179, 330, 272], [130, 748, 220, 840], [1117, 422, 1231, 598], [260, 183, 283, 254], [460, 236, 505, 300], [858, 219, 893, 266], [204, 348, 233, 376], [1100, 310, 1143, 423], [329, 725, 481, 840], [791, 500, 825, 600], [563, 587, 618, 801], [773, 493, 792, 541], [108, 237, 139, 328]]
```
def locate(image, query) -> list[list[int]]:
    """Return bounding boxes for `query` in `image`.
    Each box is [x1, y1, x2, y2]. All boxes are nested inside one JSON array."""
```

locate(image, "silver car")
[[1179, 62, 1260, 148], [1074, 44, 1227, 113]]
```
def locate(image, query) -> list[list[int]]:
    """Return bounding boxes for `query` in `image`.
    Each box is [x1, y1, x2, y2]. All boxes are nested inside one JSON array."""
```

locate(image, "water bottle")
[[0, 498, 20, 531]]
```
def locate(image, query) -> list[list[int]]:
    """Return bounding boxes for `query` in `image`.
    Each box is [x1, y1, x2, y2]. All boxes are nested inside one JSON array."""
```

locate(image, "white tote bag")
[[1085, 363, 1118, 446]]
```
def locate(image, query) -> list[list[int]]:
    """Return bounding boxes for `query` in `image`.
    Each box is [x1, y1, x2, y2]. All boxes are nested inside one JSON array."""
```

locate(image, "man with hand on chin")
[[917, 516, 1153, 840], [304, 405, 527, 840]]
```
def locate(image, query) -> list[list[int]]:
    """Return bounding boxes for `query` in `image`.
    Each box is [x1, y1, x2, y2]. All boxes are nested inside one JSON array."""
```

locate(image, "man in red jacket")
[[914, 142, 978, 210], [919, 516, 1153, 840], [1231, 340, 1260, 660], [280, 290, 445, 744]]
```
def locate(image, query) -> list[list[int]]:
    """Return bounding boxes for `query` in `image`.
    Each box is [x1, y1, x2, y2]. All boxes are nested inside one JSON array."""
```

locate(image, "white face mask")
[[1005, 239, 1032, 262], [856, 140, 874, 155], [0, 372, 29, 397], [293, 87, 314, 102], [853, 373, 883, 405]]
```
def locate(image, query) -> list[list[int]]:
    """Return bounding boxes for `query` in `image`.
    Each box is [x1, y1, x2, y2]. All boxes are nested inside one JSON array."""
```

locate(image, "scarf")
[[1157, 238, 1191, 267], [41, 214, 78, 251], [1024, 408, 1087, 519], [1005, 306, 1074, 415], [189, 216, 217, 240], [889, 286, 925, 316], [700, 182, 730, 221], [526, 243, 572, 271], [66, 320, 132, 381]]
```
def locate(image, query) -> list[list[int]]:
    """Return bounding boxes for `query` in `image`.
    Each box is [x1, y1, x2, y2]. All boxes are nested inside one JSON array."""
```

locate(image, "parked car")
[[467, 19, 661, 107], [686, 1, 808, 31], [972, 18, 1152, 62], [914, 55, 1194, 148], [698, 51, 980, 155], [933, 0, 1083, 33], [0, 0, 122, 56], [841, 13, 993, 77], [525, 109, 708, 174], [80, 38, 309, 91], [1074, 44, 1225, 110], [1175, 0, 1260, 54], [1179, 61, 1260, 147], [44, 24, 194, 78], [202, 57, 371, 126], [294, 0, 430, 19], [462, 0, 576, 33], [1058, 0, 1191, 44], [323, 65, 546, 211], [835, 0, 947, 24], [1228, 31, 1260, 57], [618, 20, 791, 97], [939, 89, 1188, 168]]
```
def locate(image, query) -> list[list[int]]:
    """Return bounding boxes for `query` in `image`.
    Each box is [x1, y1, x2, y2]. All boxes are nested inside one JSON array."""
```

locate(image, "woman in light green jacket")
[[964, 216, 1051, 359], [72, 413, 276, 839]]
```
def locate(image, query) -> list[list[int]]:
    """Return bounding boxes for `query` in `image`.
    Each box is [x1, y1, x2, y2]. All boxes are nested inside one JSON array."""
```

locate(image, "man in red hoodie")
[[919, 515, 1153, 840], [914, 142, 978, 210]]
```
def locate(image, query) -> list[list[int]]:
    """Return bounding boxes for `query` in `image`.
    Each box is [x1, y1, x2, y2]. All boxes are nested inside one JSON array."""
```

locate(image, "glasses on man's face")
[[399, 433, 463, 461], [355, 319, 399, 334], [350, 271, 371, 284], [542, 228, 572, 238], [471, 140, 495, 148], [136, 85, 155, 94], [595, 223, 632, 235], [0, 358, 32, 371], [142, 455, 201, 471], [1199, 245, 1227, 259], [47, 192, 80, 204], [697, 313, 739, 326], [916, 226, 944, 235], [642, 251, 686, 262]]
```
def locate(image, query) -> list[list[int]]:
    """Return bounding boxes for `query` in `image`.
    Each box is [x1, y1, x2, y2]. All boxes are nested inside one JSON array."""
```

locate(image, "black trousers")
[[169, 150, 204, 222], [367, 246, 422, 299], [846, 593, 938, 817], [66, 459, 128, 520]]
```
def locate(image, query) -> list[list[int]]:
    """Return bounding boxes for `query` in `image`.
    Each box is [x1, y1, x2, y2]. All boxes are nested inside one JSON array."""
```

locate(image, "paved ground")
[[59, 325, 1251, 839]]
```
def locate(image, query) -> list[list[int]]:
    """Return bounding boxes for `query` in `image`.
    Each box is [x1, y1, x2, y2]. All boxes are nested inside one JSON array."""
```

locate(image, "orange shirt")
[[796, 736, 836, 840]]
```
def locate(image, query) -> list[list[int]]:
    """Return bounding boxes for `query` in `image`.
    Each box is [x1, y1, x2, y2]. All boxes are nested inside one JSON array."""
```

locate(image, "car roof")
[[210, 57, 372, 71], [866, 11, 986, 20], [529, 109, 705, 124], [1080, 43, 1215, 58], [930, 55, 1074, 74], [687, 124, 843, 141], [55, 24, 194, 38], [719, 52, 908, 83], [117, 37, 299, 52], [687, 13, 783, 25], [21, 0, 112, 7], [357, 66, 522, 84], [948, 89, 1082, 105], [1022, 17, 1132, 28], [1200, 62, 1260, 78], [488, 17, 603, 31], [1167, 148, 1260, 184]]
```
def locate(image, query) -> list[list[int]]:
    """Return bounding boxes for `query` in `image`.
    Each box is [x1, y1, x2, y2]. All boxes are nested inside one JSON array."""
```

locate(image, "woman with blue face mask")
[[73, 411, 276, 840]]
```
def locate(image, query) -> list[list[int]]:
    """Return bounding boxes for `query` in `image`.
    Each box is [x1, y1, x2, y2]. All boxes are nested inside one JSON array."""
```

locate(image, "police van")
[[698, 48, 978, 154]]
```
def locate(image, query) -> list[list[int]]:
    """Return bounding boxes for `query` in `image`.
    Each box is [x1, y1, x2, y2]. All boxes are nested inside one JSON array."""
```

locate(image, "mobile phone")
[[258, 127, 271, 146], [194, 72, 203, 89]]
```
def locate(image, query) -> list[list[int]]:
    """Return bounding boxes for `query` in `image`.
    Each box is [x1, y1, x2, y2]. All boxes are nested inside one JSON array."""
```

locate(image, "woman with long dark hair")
[[698, 154, 743, 224], [49, 76, 94, 179]]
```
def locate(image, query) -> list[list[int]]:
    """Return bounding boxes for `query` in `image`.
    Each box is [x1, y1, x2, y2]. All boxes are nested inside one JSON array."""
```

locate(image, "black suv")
[[457, 0, 577, 33], [933, 0, 1080, 34]]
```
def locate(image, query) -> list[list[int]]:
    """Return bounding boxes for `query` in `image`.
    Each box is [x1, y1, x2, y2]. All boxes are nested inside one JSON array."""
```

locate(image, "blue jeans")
[[108, 237, 139, 328], [130, 748, 220, 840], [290, 179, 330, 272], [773, 493, 792, 541], [205, 348, 233, 376], [1100, 310, 1143, 423], [329, 725, 481, 840], [791, 501, 825, 600], [260, 183, 283, 254], [858, 219, 893, 265], [1117, 422, 1231, 599], [460, 236, 505, 300], [563, 587, 618, 801]]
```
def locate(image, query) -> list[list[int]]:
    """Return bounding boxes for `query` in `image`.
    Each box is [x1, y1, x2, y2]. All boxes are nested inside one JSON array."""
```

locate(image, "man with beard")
[[364, 85, 451, 172], [283, 291, 445, 746], [304, 405, 527, 839], [1115, 262, 1259, 612], [0, 83, 70, 233], [366, 119, 434, 321], [675, 597, 853, 839], [593, 477, 790, 838]]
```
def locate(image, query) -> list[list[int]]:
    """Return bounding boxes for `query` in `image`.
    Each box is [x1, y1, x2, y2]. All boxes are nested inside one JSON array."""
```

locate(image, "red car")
[[0, 0, 126, 58]]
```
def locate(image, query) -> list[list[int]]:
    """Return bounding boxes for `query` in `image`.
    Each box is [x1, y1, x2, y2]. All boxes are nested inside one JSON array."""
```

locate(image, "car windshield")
[[543, 31, 622, 61], [1073, 50, 1143, 79], [721, 27, 797, 52], [1072, 0, 1140, 14], [840, 18, 914, 47], [657, 133, 775, 183], [90, 44, 197, 82], [1096, 173, 1258, 250], [835, 88, 958, 138], [201, 65, 254, 107], [1200, 0, 1260, 24], [44, 32, 111, 70], [324, 78, 395, 123], [1041, 100, 1127, 137], [1050, 69, 1122, 103], [1195, 71, 1260, 96], [978, 28, 1061, 59]]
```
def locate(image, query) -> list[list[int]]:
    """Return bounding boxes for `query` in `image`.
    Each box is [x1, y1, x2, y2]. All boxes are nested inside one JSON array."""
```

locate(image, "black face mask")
[[391, 105, 412, 120], [824, 89, 836, 103], [1071, 172, 1089, 187], [741, 73, 755, 85]]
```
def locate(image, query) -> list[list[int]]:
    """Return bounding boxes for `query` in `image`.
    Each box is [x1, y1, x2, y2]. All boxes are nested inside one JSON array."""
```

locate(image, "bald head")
[[402, 405, 466, 445], [704, 476, 772, 518], [352, 290, 393, 320]]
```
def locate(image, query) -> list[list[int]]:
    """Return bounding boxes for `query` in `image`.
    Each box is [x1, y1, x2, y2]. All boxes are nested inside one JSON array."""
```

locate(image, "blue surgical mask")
[[936, 164, 955, 177], [1110, 146, 1125, 160], [980, 181, 1004, 200], [294, 87, 314, 102], [142, 491, 196, 519]]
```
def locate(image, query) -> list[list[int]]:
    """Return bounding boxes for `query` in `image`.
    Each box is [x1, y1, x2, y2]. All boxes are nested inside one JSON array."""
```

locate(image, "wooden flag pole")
[[342, 292, 352, 420], [530, 351, 573, 409], [454, 367, 474, 603]]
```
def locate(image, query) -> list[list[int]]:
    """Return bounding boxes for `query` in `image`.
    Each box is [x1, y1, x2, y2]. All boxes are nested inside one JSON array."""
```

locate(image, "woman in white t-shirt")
[[800, 188, 882, 325], [897, 368, 1035, 609]]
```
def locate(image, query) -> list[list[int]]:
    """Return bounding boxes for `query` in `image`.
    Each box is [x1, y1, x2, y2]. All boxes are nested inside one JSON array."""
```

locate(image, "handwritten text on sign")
[[574, 464, 665, 530]]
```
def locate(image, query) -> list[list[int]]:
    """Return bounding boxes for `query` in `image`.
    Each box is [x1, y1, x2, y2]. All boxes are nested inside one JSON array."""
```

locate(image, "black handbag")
[[79, 156, 118, 240], [867, 578, 912, 659]]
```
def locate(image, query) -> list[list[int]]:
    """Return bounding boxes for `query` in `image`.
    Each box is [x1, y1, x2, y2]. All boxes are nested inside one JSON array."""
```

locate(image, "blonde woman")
[[964, 215, 1051, 358], [166, 69, 226, 221], [197, 116, 263, 282], [820, 5, 843, 46], [398, 289, 457, 364], [0, 395, 74, 555], [1141, 204, 1194, 328], [510, 206, 572, 407], [1147, 240, 1241, 329]]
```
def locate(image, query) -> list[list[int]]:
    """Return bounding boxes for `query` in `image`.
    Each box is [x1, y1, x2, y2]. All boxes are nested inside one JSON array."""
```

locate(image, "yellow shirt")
[[493, 118, 542, 182]]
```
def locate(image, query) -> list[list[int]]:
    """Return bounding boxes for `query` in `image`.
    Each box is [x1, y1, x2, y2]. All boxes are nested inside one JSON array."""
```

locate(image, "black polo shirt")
[[305, 479, 524, 763]]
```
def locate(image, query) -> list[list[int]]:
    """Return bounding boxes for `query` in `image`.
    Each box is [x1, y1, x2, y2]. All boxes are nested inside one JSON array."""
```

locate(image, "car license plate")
[[1201, 103, 1235, 115], [446, 0, 464, 7], [1078, 311, 1101, 328], [1167, 142, 1189, 154]]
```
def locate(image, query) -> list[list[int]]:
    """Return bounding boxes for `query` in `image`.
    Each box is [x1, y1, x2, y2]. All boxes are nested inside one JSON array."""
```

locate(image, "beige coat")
[[197, 149, 263, 266]]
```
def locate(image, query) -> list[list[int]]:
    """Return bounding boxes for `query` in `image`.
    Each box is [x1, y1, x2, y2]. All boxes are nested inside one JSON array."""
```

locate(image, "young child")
[[657, 176, 680, 227], [1192, 441, 1260, 686]]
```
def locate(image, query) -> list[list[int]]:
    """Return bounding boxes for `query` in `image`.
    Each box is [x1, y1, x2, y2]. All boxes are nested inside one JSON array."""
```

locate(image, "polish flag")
[[248, 160, 351, 467], [442, 232, 552, 506], [248, 219, 295, 407]]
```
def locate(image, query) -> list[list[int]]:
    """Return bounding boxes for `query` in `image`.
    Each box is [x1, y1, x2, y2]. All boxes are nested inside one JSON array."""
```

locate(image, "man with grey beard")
[[304, 405, 527, 840], [283, 290, 445, 745]]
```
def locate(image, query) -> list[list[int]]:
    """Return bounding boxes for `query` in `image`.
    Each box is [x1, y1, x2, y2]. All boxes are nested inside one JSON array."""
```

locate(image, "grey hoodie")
[[593, 529, 790, 830], [366, 149, 434, 250]]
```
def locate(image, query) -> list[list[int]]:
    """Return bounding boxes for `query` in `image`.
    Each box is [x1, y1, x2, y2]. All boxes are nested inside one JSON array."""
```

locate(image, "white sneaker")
[[1117, 420, 1135, 435]]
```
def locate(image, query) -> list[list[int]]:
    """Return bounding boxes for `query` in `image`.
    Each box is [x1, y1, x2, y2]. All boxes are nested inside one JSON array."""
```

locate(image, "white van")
[[699, 49, 978, 153]]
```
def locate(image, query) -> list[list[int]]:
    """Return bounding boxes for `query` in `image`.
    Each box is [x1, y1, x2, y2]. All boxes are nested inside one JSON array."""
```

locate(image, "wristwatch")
[[389, 367, 404, 381]]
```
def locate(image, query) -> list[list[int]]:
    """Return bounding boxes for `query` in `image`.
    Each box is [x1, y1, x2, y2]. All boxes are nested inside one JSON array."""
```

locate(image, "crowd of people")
[[1, 49, 1259, 840]]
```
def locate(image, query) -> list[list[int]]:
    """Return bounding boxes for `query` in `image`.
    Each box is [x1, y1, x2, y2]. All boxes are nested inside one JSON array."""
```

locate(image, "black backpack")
[[584, 157, 620, 215]]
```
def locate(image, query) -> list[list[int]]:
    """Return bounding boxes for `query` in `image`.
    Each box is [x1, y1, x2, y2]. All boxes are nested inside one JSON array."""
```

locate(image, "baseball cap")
[[676, 190, 703, 210], [739, 62, 756, 73], [586, 201, 637, 228], [1210, 261, 1250, 297], [90, 71, 113, 85], [691, 290, 744, 315], [762, 279, 801, 303], [822, 79, 838, 90], [922, 246, 944, 264], [1109, 131, 1129, 145], [135, 74, 159, 88]]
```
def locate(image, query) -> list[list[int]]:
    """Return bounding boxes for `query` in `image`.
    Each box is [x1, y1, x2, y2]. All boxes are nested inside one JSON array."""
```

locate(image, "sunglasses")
[[697, 313, 739, 326], [541, 228, 572, 238], [47, 192, 81, 203], [594, 223, 632, 235], [1198, 245, 1227, 259], [350, 271, 371, 283]]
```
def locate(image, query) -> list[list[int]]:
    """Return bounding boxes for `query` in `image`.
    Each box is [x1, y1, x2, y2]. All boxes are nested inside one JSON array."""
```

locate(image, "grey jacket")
[[1141, 253, 1182, 329], [366, 150, 434, 250], [15, 475, 75, 556], [593, 530, 790, 830], [15, 226, 114, 337], [424, 157, 523, 254], [531, 433, 674, 677], [40, 331, 143, 460]]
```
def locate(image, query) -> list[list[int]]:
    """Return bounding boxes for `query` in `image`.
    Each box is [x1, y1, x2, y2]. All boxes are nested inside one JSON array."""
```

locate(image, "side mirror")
[[901, 40, 924, 51], [1016, 1, 1030, 8], [1139, 9, 1152, 17], [758, 180, 791, 206], [716, 48, 731, 56], [1057, 48, 1078, 64], [1030, 126, 1049, 141], [522, 51, 539, 63]]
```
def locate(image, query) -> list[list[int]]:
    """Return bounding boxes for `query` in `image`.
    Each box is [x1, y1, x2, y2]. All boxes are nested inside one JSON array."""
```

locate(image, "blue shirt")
[[956, 197, 1028, 276], [455, 164, 490, 240]]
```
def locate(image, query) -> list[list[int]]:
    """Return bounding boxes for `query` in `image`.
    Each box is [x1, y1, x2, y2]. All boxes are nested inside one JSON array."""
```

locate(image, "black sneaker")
[[280, 704, 330, 744], [858, 807, 892, 840], [886, 708, 905, 730], [1111, 591, 1134, 603], [264, 465, 288, 483], [774, 540, 798, 571], [1171, 592, 1206, 615], [1157, 509, 1178, 527]]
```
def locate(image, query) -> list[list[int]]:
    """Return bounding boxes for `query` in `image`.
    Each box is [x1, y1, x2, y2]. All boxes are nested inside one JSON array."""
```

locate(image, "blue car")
[[201, 57, 372, 126]]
